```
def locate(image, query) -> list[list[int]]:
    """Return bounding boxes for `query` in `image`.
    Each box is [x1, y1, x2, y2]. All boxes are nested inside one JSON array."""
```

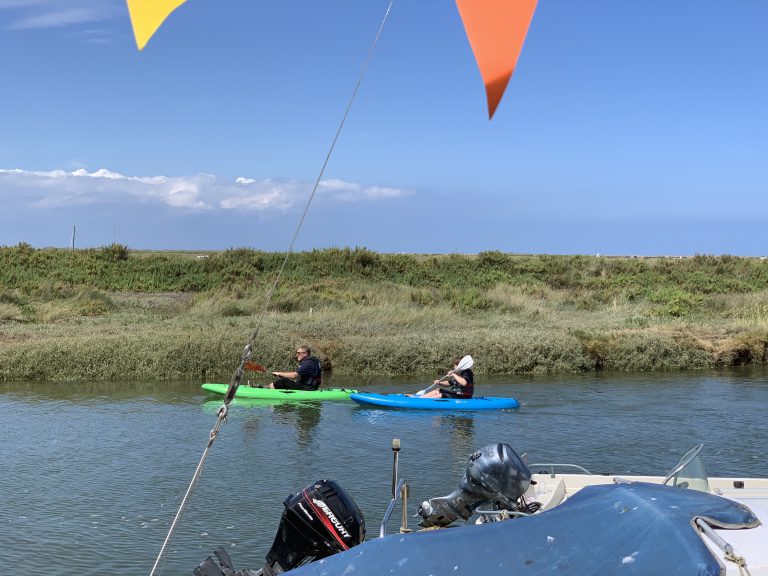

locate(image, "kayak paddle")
[[415, 355, 473, 396]]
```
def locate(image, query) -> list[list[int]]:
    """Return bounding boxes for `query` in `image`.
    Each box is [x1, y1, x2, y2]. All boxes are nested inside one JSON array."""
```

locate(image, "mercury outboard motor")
[[194, 479, 365, 576], [264, 478, 365, 571], [417, 443, 532, 528]]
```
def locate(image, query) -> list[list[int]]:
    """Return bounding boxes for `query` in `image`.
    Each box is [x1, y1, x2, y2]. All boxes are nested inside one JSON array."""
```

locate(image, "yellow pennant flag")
[[126, 0, 188, 50], [456, 0, 538, 119]]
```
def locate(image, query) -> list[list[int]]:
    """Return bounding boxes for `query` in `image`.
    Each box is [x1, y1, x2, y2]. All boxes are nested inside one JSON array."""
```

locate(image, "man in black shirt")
[[268, 345, 322, 391]]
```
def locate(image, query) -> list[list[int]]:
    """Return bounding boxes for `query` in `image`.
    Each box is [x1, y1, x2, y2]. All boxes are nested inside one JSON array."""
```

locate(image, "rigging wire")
[[241, 0, 397, 371], [148, 1, 397, 574]]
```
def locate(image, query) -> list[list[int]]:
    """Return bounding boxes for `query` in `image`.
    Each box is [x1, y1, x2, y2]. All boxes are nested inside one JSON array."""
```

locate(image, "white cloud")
[[0, 0, 121, 30], [317, 178, 411, 202], [0, 1, 50, 8], [0, 167, 410, 214], [8, 8, 103, 29]]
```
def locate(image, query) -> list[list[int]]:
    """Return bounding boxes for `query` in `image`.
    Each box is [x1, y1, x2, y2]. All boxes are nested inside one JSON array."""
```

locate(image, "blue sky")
[[1, 0, 766, 256]]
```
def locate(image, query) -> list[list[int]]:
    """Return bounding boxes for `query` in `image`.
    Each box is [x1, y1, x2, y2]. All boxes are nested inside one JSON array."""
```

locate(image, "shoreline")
[[1, 309, 763, 382], [2, 246, 767, 381]]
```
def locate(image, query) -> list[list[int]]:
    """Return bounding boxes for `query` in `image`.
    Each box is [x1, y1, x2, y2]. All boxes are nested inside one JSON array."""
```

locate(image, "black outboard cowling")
[[265, 479, 365, 572], [417, 443, 531, 528], [194, 479, 365, 576]]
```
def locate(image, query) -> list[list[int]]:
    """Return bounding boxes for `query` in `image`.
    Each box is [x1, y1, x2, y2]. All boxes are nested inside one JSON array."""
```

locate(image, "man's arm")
[[272, 370, 299, 379]]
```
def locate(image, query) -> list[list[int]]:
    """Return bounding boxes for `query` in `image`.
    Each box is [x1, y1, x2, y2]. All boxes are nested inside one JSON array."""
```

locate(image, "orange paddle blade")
[[126, 0, 188, 50], [244, 361, 267, 372], [456, 0, 538, 119]]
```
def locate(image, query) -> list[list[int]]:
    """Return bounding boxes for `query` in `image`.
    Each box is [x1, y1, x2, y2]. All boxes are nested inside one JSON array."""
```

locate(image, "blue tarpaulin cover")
[[285, 482, 759, 576]]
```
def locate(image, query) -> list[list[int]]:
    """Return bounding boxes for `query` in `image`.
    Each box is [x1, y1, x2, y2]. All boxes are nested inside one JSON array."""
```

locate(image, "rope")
[[148, 2, 397, 573], [149, 415, 227, 576], [725, 551, 752, 576], [695, 518, 752, 576]]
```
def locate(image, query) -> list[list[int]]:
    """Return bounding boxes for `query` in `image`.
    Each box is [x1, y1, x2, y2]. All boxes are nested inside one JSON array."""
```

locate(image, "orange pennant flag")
[[456, 0, 538, 119], [126, 0, 188, 50]]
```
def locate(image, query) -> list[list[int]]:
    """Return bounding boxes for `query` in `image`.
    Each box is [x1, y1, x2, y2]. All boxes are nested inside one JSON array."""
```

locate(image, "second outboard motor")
[[194, 479, 365, 576], [418, 443, 531, 528]]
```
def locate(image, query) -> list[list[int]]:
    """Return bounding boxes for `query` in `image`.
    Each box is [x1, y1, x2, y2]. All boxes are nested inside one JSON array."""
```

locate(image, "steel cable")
[[148, 2, 397, 573]]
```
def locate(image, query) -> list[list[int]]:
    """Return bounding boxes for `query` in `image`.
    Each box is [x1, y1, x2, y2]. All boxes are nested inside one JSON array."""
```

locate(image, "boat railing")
[[380, 477, 407, 538], [474, 508, 532, 522], [529, 463, 595, 477]]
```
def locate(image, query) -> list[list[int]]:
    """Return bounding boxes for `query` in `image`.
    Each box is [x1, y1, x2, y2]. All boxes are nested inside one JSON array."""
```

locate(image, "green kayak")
[[202, 383, 358, 401]]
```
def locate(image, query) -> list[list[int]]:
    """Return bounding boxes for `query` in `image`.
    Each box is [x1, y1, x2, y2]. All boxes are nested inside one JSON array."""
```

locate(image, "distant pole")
[[71, 225, 76, 250], [113, 224, 116, 244]]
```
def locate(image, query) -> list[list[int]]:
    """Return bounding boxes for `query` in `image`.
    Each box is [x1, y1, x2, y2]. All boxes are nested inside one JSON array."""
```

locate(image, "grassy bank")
[[1, 244, 767, 381]]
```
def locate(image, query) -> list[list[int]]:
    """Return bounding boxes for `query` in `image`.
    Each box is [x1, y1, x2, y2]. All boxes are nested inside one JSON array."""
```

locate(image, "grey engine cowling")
[[417, 443, 531, 528]]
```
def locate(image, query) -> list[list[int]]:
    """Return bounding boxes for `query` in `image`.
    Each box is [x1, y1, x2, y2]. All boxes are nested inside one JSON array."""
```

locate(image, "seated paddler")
[[420, 356, 475, 399], [268, 345, 322, 391]]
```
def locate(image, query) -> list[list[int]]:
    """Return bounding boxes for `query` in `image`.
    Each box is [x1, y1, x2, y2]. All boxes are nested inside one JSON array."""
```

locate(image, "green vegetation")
[[1, 244, 767, 381]]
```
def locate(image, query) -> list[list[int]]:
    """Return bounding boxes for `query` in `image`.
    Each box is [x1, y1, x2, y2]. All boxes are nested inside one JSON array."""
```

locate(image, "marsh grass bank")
[[1, 244, 767, 381]]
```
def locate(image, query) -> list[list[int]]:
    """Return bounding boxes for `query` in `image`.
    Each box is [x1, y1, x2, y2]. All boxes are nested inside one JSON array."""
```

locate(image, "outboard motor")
[[194, 479, 365, 576], [417, 443, 532, 528], [264, 479, 365, 571]]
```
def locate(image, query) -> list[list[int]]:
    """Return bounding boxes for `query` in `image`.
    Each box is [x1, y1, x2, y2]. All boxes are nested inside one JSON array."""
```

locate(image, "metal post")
[[400, 482, 409, 532], [391, 438, 400, 499]]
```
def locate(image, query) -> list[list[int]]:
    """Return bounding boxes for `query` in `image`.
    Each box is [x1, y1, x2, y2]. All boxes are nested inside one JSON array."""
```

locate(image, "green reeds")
[[1, 245, 767, 381]]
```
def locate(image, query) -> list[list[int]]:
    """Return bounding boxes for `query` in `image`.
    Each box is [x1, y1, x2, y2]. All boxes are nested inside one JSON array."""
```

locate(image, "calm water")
[[2, 369, 767, 575]]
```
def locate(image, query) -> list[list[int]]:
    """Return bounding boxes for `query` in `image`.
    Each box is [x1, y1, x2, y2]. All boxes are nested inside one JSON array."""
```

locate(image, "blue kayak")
[[349, 392, 519, 411]]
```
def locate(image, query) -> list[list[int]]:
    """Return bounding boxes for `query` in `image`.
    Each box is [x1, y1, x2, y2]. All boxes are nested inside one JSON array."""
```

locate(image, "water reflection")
[[350, 407, 490, 468], [1, 379, 199, 403], [263, 402, 322, 447], [202, 398, 323, 447], [440, 414, 475, 459]]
